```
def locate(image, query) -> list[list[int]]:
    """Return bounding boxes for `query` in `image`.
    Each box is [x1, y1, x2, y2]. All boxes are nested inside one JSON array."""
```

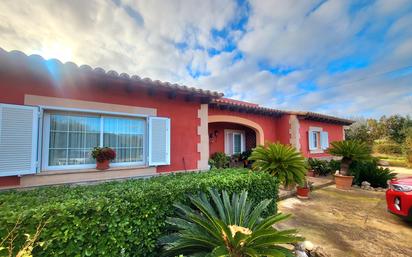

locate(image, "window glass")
[[103, 117, 145, 163], [233, 133, 242, 154], [49, 114, 100, 166]]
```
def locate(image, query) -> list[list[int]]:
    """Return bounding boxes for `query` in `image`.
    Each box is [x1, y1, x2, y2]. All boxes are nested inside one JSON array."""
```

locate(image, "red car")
[[386, 177, 412, 221]]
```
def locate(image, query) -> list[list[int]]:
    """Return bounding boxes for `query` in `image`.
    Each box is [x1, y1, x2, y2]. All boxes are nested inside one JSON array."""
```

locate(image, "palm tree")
[[327, 140, 370, 176], [159, 189, 303, 257], [248, 142, 306, 187]]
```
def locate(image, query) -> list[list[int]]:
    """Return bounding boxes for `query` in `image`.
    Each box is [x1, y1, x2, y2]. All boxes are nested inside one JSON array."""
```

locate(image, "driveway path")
[[278, 186, 412, 257]]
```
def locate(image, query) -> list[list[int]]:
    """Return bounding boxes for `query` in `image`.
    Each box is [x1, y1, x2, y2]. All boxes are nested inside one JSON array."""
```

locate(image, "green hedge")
[[0, 169, 278, 257]]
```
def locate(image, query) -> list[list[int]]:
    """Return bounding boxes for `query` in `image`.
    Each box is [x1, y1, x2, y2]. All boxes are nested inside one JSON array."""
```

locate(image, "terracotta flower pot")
[[296, 186, 310, 199], [334, 174, 354, 190], [96, 160, 110, 170]]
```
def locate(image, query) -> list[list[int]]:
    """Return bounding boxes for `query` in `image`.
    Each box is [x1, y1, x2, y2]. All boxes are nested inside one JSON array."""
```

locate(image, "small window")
[[308, 128, 329, 151]]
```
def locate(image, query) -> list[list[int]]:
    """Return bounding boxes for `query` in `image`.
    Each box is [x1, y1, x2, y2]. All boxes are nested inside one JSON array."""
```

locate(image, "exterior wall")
[[299, 119, 345, 158], [0, 71, 201, 179], [275, 115, 291, 145], [208, 122, 256, 156], [208, 108, 278, 144]]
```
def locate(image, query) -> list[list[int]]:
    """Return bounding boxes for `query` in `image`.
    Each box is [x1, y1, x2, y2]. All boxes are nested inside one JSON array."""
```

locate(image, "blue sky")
[[0, 0, 411, 118]]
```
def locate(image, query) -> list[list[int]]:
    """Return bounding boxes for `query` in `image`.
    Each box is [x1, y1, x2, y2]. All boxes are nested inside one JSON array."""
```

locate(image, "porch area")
[[208, 121, 257, 159]]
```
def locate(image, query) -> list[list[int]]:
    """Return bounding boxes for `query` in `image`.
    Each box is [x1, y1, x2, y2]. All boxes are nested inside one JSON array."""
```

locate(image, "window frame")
[[308, 126, 324, 153], [41, 106, 148, 171]]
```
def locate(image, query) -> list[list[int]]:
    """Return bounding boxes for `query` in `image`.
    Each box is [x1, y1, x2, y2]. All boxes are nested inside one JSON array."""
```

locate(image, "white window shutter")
[[148, 117, 170, 166], [321, 131, 329, 150], [0, 104, 39, 177], [308, 131, 316, 150]]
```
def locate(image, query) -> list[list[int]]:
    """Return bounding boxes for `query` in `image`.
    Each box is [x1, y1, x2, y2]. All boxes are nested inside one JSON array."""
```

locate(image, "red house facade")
[[0, 49, 352, 188]]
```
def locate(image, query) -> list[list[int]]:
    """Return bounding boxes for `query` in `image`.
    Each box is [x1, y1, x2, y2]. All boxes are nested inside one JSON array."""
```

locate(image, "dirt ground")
[[278, 186, 412, 257]]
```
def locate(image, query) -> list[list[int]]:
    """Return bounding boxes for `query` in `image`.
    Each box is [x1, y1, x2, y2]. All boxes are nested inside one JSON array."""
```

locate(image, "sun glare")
[[35, 43, 73, 63]]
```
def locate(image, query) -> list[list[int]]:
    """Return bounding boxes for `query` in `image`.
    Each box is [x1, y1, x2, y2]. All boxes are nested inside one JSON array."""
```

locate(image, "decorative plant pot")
[[334, 174, 354, 190], [307, 170, 315, 177], [296, 186, 310, 199], [96, 160, 110, 170]]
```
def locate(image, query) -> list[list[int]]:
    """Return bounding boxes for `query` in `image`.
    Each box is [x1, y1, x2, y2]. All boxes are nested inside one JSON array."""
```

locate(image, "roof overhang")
[[294, 111, 354, 125], [210, 98, 286, 117]]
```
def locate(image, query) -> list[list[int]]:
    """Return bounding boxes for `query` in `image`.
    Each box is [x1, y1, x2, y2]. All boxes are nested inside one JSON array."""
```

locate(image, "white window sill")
[[37, 165, 149, 176], [309, 149, 324, 154]]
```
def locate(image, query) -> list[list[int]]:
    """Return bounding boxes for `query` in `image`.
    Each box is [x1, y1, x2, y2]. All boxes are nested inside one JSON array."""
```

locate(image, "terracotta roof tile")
[[0, 48, 224, 99]]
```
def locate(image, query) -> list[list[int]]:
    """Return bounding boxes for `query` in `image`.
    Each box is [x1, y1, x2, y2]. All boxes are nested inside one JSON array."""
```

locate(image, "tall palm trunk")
[[339, 157, 352, 176]]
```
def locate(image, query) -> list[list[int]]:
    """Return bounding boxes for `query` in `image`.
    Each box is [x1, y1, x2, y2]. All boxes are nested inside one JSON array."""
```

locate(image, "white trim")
[[41, 110, 147, 171], [224, 129, 245, 155]]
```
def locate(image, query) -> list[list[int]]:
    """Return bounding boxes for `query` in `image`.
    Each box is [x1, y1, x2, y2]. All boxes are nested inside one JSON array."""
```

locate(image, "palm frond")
[[159, 190, 303, 256], [249, 142, 306, 186]]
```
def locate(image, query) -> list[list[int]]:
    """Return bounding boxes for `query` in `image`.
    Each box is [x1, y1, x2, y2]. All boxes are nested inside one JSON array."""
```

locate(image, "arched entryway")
[[208, 115, 264, 157]]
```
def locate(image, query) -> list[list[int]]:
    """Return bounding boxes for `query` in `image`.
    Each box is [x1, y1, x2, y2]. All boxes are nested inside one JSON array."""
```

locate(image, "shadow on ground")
[[278, 186, 412, 257]]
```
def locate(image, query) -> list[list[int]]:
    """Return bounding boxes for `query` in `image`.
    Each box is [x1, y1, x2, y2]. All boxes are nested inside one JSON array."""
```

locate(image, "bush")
[[350, 159, 396, 188], [307, 158, 334, 176], [208, 152, 230, 169], [373, 142, 403, 155], [0, 169, 279, 257]]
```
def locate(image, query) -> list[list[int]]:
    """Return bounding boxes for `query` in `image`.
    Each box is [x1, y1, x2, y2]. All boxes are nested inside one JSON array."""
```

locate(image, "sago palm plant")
[[248, 142, 306, 187], [327, 140, 370, 176], [159, 189, 303, 257]]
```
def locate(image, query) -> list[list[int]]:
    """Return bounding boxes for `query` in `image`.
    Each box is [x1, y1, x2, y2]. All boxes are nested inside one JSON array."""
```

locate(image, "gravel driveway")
[[278, 186, 412, 257]]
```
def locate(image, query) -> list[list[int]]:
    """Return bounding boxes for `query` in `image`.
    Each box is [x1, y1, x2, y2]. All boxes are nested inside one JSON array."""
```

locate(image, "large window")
[[44, 112, 146, 170]]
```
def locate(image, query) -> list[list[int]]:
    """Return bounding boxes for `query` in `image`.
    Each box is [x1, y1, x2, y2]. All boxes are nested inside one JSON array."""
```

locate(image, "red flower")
[[92, 147, 116, 162]]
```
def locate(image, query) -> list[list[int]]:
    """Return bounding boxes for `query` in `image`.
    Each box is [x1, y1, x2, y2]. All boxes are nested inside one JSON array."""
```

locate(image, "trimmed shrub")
[[208, 152, 230, 169], [0, 169, 278, 257], [350, 159, 396, 188], [373, 142, 402, 155]]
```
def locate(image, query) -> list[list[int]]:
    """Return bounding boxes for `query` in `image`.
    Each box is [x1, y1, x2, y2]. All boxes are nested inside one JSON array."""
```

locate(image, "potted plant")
[[296, 178, 313, 199], [306, 158, 315, 177], [240, 149, 252, 168], [327, 140, 370, 190], [249, 142, 306, 190], [91, 147, 116, 170]]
